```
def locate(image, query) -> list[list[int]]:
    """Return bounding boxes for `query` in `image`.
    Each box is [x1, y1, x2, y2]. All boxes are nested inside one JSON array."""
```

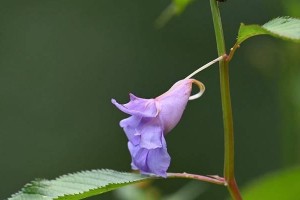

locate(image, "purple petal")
[[139, 118, 163, 149], [120, 116, 142, 145], [155, 79, 193, 133], [123, 126, 140, 146], [132, 147, 149, 173], [147, 137, 170, 177], [120, 115, 142, 128], [111, 94, 158, 117], [128, 142, 139, 170], [128, 138, 170, 177]]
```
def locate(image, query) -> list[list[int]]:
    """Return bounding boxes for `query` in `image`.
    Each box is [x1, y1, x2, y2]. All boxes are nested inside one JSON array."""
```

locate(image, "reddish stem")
[[167, 172, 225, 185]]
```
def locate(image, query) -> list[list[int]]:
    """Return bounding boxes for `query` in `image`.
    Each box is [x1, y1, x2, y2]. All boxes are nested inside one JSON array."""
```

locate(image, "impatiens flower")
[[111, 55, 224, 177], [111, 79, 205, 177]]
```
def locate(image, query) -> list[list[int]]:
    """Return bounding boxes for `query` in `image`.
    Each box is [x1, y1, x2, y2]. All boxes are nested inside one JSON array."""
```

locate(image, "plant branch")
[[209, 0, 242, 199], [226, 43, 240, 62], [167, 173, 225, 185]]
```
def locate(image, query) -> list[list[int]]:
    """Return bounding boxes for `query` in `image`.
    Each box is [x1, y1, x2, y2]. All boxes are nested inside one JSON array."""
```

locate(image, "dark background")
[[0, 0, 298, 199]]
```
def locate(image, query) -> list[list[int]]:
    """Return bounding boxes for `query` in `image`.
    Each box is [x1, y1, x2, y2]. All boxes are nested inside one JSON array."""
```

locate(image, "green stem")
[[209, 1, 242, 199]]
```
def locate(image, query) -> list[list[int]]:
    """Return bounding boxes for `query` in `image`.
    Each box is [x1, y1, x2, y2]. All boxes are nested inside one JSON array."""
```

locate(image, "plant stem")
[[209, 0, 242, 199], [167, 172, 225, 185]]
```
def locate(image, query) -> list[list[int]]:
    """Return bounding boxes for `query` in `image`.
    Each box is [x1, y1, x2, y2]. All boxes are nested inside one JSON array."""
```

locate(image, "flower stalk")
[[209, 0, 242, 199]]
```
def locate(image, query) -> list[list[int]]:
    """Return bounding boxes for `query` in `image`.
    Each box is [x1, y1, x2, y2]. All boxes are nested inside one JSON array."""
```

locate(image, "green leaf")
[[237, 17, 300, 44], [155, 0, 194, 28], [9, 169, 152, 200], [9, 170, 219, 200], [241, 166, 300, 200]]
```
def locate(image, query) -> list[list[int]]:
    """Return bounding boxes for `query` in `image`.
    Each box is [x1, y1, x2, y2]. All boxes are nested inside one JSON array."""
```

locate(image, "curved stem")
[[209, 0, 242, 199], [226, 43, 240, 62]]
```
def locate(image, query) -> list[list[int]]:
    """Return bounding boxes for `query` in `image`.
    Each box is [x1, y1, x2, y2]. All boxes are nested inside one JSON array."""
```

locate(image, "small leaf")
[[237, 17, 300, 44], [9, 169, 152, 200], [155, 0, 194, 28], [241, 166, 300, 200]]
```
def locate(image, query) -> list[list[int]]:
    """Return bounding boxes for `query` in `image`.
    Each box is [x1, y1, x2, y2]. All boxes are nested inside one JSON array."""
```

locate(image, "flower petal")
[[120, 116, 142, 145], [120, 115, 142, 128], [111, 94, 158, 117], [132, 147, 149, 173], [147, 137, 170, 177], [139, 118, 163, 149], [155, 79, 193, 133], [128, 142, 139, 170]]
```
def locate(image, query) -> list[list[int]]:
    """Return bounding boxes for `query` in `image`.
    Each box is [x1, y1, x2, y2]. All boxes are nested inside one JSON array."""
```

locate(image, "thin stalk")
[[167, 173, 225, 185], [209, 0, 242, 199]]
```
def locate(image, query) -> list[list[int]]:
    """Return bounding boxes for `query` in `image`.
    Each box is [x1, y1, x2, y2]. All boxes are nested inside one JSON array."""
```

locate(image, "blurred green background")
[[0, 0, 299, 199]]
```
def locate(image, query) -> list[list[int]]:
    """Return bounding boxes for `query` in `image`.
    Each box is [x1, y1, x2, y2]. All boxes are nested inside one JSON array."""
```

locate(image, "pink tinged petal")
[[155, 79, 193, 133], [147, 141, 170, 177], [139, 118, 163, 149], [111, 93, 158, 117]]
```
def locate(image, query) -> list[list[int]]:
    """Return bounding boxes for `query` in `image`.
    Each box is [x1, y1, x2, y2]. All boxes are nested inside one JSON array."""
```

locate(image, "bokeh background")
[[0, 0, 299, 199]]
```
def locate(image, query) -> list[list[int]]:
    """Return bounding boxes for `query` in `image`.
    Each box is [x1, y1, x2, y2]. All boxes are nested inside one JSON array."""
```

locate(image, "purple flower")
[[112, 79, 204, 177]]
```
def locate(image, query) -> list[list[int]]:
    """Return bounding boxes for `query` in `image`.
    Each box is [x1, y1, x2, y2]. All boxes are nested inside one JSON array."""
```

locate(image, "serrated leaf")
[[237, 17, 300, 44], [8, 170, 220, 200], [241, 166, 300, 200], [8, 169, 152, 200]]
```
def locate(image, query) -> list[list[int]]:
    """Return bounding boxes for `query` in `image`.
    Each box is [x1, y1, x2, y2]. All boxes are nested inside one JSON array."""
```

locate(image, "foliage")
[[242, 167, 300, 200], [9, 170, 151, 200], [237, 17, 300, 44]]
